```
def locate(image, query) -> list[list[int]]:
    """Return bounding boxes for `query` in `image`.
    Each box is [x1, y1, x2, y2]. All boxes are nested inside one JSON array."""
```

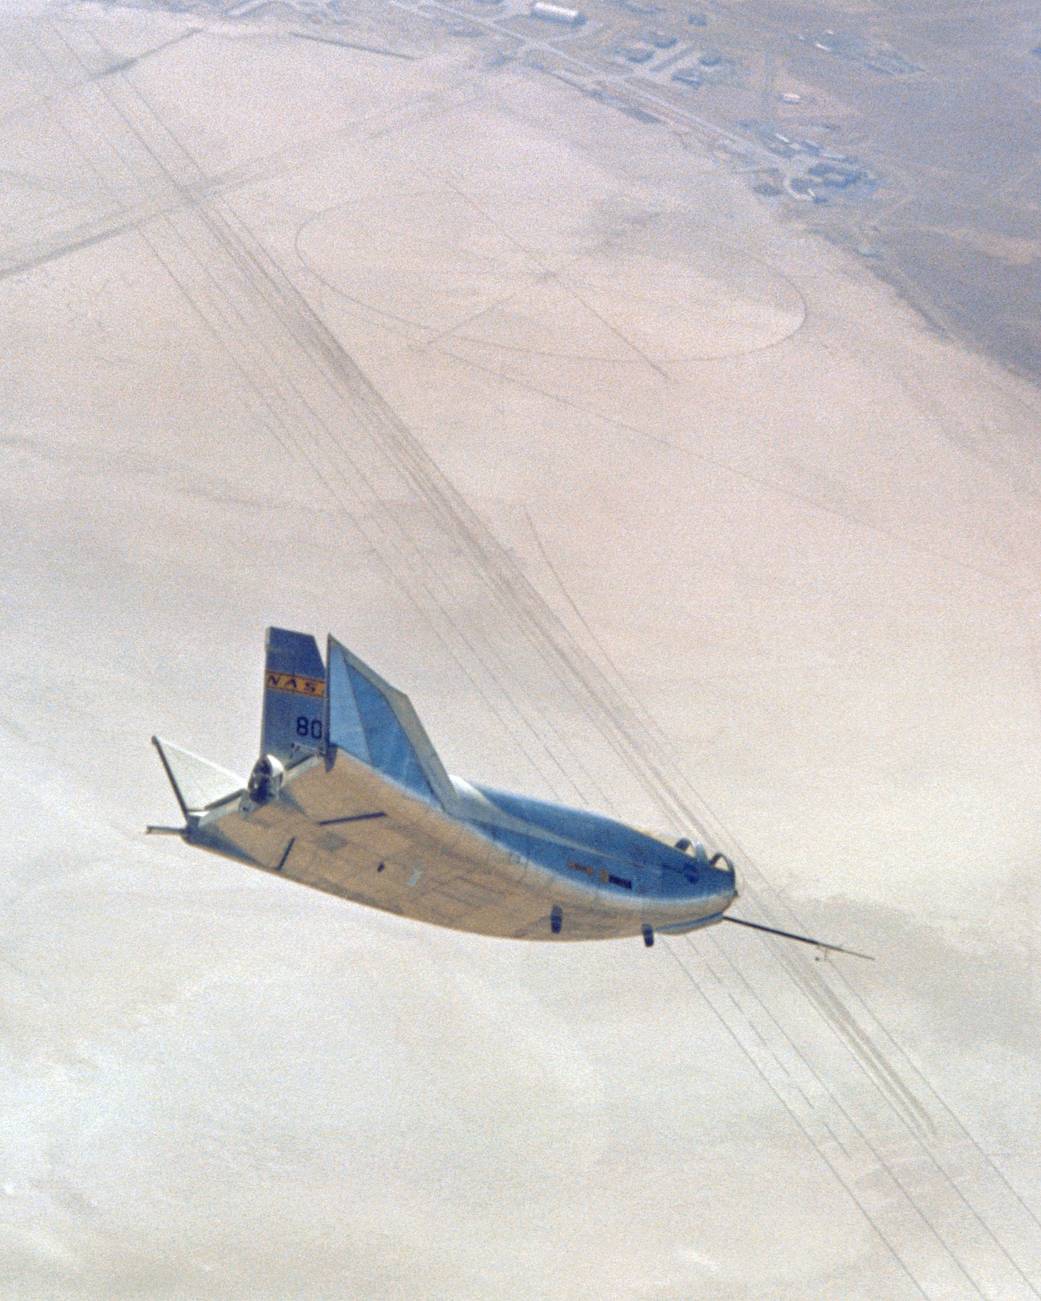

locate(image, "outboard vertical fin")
[[261, 627, 326, 765], [325, 636, 455, 808], [151, 737, 243, 817]]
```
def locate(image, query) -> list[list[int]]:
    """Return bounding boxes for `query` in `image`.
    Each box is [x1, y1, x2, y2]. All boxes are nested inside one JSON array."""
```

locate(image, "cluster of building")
[[170, 0, 876, 218], [614, 29, 677, 63], [669, 48, 733, 87], [742, 121, 872, 203], [522, 0, 734, 87]]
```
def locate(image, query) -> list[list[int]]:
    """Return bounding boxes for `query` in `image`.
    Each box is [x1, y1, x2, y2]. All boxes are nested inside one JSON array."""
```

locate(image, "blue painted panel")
[[327, 644, 371, 764], [267, 627, 324, 678], [261, 627, 326, 763], [470, 784, 735, 903], [472, 786, 661, 865], [352, 672, 434, 800], [326, 641, 436, 804]]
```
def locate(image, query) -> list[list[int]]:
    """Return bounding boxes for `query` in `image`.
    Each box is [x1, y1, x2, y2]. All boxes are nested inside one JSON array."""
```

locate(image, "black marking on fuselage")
[[276, 837, 296, 872], [316, 811, 387, 827], [568, 858, 633, 890]]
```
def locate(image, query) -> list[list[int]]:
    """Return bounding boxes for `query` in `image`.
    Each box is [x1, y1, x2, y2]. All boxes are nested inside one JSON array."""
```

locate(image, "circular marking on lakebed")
[[297, 194, 806, 364]]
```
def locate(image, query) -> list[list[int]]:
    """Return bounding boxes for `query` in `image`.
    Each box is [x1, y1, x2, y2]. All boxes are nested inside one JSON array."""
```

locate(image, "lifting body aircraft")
[[149, 629, 868, 956]]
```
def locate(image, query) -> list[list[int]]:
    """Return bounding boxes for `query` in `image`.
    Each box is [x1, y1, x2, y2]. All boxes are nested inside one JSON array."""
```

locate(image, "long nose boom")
[[723, 915, 873, 960]]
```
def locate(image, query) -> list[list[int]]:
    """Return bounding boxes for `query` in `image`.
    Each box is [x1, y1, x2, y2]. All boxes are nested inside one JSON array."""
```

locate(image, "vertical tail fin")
[[261, 627, 326, 764], [324, 636, 455, 808]]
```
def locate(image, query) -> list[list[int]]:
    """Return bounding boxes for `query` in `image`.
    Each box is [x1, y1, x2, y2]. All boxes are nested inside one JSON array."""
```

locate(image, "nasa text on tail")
[[149, 629, 868, 956]]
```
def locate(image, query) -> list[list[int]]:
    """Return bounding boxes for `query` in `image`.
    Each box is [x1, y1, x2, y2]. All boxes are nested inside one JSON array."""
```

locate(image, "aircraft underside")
[[162, 744, 729, 942]]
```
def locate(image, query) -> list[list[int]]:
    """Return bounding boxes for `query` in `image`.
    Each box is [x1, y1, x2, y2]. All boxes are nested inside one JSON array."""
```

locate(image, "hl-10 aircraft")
[[149, 629, 868, 955]]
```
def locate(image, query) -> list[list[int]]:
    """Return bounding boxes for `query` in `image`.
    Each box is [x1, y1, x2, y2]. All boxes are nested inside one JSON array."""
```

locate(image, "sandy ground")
[[3, 5, 1041, 1297]]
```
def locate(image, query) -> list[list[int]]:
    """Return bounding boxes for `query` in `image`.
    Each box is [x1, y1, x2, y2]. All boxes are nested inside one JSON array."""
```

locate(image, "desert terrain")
[[2, 0, 1040, 1296]]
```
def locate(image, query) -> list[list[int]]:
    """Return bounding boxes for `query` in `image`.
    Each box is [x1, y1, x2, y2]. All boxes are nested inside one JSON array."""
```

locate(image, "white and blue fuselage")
[[151, 629, 737, 944]]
